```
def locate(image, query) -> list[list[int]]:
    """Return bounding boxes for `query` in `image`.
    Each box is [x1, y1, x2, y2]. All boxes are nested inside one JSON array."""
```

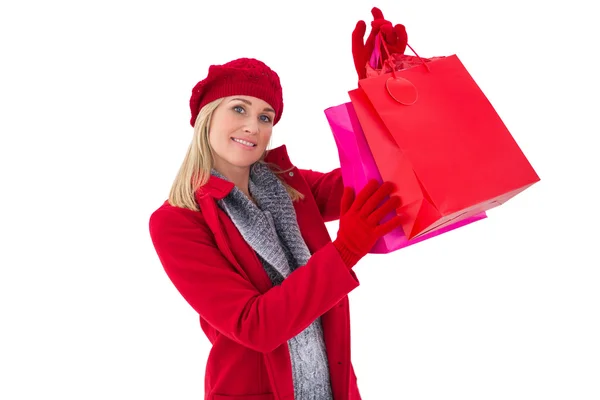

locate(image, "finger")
[[366, 196, 401, 225], [339, 187, 355, 216], [394, 24, 408, 49], [370, 19, 389, 31], [359, 181, 396, 216], [394, 24, 407, 42], [371, 7, 384, 20], [352, 20, 367, 43], [366, 19, 387, 50], [352, 20, 368, 79], [380, 24, 397, 45], [351, 179, 381, 212], [366, 20, 389, 58], [374, 215, 404, 236]]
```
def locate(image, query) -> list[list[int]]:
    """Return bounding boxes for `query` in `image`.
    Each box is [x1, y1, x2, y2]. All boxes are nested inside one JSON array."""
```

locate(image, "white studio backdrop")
[[1, 0, 598, 399]]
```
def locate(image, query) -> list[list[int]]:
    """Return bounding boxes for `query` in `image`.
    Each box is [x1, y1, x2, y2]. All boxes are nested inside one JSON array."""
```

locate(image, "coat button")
[[288, 171, 294, 177]]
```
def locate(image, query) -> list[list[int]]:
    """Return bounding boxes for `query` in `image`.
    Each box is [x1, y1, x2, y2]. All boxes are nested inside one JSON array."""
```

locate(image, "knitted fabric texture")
[[189, 58, 284, 127], [211, 163, 333, 400]]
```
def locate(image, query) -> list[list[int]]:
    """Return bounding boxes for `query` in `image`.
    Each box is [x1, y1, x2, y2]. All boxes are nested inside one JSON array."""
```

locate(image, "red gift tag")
[[386, 76, 418, 105]]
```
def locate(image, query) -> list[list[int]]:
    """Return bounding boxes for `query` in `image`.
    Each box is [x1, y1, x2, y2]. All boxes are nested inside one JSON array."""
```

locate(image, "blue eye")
[[233, 105, 245, 113], [260, 115, 272, 123]]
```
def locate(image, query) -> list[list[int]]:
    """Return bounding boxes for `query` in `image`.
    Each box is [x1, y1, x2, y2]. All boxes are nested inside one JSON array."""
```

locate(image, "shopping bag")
[[324, 101, 487, 253], [350, 36, 540, 240]]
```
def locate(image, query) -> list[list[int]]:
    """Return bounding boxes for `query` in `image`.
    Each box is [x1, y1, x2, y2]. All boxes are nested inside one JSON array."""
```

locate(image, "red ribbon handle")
[[377, 31, 431, 74]]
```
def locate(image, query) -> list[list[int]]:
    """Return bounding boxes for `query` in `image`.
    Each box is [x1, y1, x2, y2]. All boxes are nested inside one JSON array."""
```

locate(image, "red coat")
[[149, 145, 362, 400]]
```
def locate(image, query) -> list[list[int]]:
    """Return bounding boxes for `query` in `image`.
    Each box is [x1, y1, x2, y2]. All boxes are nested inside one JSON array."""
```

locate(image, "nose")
[[243, 120, 260, 135]]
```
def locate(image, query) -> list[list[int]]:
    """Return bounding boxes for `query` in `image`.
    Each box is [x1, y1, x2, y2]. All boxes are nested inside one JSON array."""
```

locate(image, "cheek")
[[209, 126, 235, 146], [208, 131, 226, 155], [262, 130, 273, 145], [210, 114, 239, 139], [207, 129, 217, 146]]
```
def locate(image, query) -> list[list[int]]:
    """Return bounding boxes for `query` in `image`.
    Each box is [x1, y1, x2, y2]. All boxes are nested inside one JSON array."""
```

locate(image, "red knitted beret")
[[189, 58, 284, 127]]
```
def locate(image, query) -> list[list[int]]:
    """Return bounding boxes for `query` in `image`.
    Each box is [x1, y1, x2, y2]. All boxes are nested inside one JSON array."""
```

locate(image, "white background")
[[1, 0, 598, 399]]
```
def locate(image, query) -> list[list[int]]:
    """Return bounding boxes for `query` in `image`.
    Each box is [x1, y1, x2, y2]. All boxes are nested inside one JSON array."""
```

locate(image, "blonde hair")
[[168, 98, 305, 211]]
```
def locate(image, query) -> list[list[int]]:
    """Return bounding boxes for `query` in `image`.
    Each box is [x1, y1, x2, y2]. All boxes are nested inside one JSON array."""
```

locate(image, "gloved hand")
[[333, 179, 403, 269], [352, 7, 409, 80]]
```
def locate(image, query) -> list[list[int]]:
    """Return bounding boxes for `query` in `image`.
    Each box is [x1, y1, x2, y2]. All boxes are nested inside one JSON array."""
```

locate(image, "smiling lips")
[[231, 137, 257, 148]]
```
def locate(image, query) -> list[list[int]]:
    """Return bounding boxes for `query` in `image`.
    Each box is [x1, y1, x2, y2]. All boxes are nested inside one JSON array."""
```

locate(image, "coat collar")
[[194, 144, 294, 202]]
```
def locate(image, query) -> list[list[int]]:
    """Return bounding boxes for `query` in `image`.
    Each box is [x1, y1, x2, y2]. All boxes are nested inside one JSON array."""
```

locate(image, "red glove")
[[352, 7, 409, 80], [333, 180, 403, 269]]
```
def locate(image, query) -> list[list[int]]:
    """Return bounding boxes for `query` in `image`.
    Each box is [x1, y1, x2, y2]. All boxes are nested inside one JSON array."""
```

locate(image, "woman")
[[148, 57, 402, 400]]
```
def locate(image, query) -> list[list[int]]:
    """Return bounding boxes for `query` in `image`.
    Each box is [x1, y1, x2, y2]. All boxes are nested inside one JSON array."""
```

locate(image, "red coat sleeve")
[[298, 168, 345, 222], [148, 206, 359, 354]]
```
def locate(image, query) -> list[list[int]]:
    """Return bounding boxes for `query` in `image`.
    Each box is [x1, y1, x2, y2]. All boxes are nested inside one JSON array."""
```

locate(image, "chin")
[[213, 142, 266, 170], [226, 155, 262, 169]]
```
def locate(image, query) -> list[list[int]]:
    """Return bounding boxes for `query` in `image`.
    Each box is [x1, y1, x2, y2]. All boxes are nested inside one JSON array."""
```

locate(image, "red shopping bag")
[[350, 36, 540, 240], [324, 102, 487, 253]]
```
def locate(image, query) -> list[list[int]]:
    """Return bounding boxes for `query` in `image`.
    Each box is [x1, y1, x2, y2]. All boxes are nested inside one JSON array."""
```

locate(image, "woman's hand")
[[352, 7, 408, 79]]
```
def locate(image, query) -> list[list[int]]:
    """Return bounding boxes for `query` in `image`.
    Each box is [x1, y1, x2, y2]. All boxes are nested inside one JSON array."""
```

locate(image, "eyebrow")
[[229, 98, 276, 114]]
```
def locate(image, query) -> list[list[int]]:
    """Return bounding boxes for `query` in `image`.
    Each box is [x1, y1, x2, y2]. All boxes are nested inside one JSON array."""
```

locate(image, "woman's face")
[[209, 95, 275, 174]]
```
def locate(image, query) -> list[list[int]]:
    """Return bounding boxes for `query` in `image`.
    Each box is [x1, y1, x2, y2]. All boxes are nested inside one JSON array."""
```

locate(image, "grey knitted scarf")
[[211, 162, 333, 400]]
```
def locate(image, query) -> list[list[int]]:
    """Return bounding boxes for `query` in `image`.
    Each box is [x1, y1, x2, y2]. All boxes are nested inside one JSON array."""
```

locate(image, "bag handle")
[[375, 31, 431, 75]]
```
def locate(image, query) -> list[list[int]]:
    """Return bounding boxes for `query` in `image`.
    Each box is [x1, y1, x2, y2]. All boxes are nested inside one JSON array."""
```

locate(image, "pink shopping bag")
[[324, 101, 487, 254]]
